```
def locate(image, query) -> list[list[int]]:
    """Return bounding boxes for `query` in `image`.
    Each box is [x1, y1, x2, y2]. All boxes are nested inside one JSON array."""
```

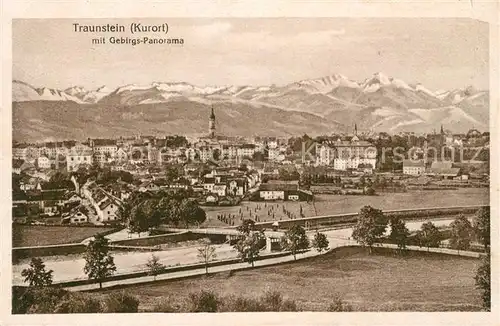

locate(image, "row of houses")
[[402, 160, 465, 179]]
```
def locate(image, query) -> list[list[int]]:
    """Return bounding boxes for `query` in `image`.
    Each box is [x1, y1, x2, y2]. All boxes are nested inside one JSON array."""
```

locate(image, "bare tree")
[[197, 244, 217, 274]]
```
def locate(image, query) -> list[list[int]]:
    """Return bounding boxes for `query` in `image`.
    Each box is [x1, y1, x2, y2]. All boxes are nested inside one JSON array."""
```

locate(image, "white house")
[[37, 155, 52, 169], [115, 148, 128, 162], [62, 206, 89, 224], [213, 184, 227, 197], [228, 179, 246, 196], [97, 199, 120, 222], [67, 144, 93, 172], [403, 160, 426, 175]]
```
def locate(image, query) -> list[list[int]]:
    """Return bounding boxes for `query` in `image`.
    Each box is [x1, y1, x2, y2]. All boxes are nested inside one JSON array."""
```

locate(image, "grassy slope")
[[100, 247, 482, 312]]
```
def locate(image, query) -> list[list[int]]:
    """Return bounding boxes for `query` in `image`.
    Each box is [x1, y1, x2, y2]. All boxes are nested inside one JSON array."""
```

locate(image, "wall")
[[253, 206, 486, 231], [13, 243, 86, 261], [109, 231, 205, 247]]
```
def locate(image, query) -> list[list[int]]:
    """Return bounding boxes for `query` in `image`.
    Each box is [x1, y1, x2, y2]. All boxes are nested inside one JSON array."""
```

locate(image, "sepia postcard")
[[1, 1, 499, 325]]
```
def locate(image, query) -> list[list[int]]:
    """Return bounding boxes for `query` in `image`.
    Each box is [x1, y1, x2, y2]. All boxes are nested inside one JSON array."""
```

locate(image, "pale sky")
[[13, 18, 489, 92]]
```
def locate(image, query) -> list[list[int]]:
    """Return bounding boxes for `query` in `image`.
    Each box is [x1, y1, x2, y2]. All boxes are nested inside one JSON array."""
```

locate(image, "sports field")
[[202, 188, 488, 227]]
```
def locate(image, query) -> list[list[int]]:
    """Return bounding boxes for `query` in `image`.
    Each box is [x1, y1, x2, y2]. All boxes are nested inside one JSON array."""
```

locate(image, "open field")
[[12, 225, 115, 247], [202, 188, 489, 227], [99, 247, 482, 312]]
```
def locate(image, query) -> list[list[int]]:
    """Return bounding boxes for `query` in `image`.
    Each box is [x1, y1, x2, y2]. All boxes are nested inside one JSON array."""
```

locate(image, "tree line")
[[119, 189, 206, 234]]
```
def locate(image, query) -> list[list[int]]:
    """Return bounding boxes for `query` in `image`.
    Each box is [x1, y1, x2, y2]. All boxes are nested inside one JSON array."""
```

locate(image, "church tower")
[[209, 106, 216, 138]]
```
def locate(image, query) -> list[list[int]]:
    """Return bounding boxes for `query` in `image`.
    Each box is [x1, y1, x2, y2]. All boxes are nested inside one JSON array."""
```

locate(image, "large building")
[[315, 135, 377, 171], [67, 144, 93, 172], [403, 160, 426, 175]]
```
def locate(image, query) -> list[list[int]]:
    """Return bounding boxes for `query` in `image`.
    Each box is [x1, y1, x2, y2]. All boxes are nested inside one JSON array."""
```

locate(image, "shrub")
[[327, 295, 353, 312], [54, 294, 102, 313], [280, 299, 298, 312], [261, 290, 283, 311], [103, 292, 139, 313], [223, 295, 263, 312], [13, 287, 68, 314], [151, 299, 183, 313], [188, 290, 220, 312]]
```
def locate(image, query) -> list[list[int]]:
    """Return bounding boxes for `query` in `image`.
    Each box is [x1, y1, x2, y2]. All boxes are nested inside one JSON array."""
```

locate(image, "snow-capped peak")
[[415, 83, 437, 98], [371, 72, 392, 86], [64, 86, 87, 96], [293, 74, 360, 94]]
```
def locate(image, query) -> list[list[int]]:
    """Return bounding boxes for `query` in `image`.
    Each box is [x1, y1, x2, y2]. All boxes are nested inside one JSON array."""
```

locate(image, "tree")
[[280, 225, 310, 260], [252, 151, 265, 162], [83, 233, 117, 289], [475, 254, 490, 310], [212, 148, 221, 161], [197, 244, 217, 274], [165, 167, 180, 184], [146, 253, 166, 281], [127, 205, 149, 236], [473, 207, 490, 252], [389, 217, 410, 253], [365, 187, 375, 196], [418, 222, 441, 251], [311, 232, 329, 252], [179, 199, 207, 227], [237, 219, 256, 235], [351, 206, 388, 253], [449, 215, 473, 252], [234, 231, 265, 267], [21, 257, 53, 287]]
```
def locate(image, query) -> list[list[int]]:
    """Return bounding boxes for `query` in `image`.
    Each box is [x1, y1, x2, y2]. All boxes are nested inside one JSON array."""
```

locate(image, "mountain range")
[[12, 73, 489, 142]]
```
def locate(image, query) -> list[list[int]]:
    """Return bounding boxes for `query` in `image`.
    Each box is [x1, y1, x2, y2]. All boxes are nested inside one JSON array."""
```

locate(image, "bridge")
[[161, 227, 284, 252]]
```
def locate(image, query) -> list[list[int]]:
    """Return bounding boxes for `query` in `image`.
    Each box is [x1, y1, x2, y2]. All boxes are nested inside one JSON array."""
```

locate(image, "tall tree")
[[165, 167, 179, 185], [389, 217, 410, 253], [280, 225, 310, 260], [179, 199, 206, 227], [83, 233, 117, 289], [449, 215, 474, 252], [234, 231, 265, 267], [473, 207, 490, 252], [197, 244, 217, 275], [237, 219, 256, 235], [21, 257, 53, 287], [417, 222, 441, 251], [351, 206, 388, 254], [475, 254, 491, 310], [146, 253, 166, 281], [311, 232, 329, 253], [127, 204, 149, 236]]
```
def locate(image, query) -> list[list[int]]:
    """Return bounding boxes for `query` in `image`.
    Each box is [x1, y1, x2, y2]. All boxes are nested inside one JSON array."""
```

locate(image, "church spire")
[[440, 124, 444, 134], [209, 106, 216, 137], [210, 106, 215, 120]]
